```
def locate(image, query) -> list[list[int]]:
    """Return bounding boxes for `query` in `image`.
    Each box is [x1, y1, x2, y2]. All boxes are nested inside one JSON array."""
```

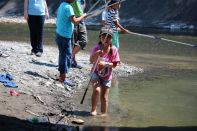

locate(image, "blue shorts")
[[91, 73, 111, 88]]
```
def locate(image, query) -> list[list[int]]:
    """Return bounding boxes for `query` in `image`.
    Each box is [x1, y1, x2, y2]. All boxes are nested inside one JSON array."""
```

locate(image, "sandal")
[[64, 79, 75, 87]]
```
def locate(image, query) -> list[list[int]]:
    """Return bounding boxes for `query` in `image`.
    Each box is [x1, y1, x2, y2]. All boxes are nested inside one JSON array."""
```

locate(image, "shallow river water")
[[0, 23, 197, 128], [76, 29, 197, 127]]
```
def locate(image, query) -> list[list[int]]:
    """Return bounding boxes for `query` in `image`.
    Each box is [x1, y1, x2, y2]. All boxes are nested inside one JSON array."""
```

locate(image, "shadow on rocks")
[[0, 114, 74, 131], [24, 71, 49, 80], [29, 60, 58, 68], [62, 109, 90, 117]]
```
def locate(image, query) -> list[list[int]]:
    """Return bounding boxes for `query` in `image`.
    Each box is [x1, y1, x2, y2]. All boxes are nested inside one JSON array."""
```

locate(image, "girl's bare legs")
[[91, 80, 101, 116], [100, 87, 110, 116]]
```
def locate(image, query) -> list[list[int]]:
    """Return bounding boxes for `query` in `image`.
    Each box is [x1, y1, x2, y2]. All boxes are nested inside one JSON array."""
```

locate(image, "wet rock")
[[71, 118, 84, 124]]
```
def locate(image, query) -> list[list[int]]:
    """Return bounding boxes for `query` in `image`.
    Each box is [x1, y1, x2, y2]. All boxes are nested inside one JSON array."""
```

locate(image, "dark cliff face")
[[119, 0, 197, 27], [0, 0, 196, 29], [120, 0, 197, 22], [86, 0, 197, 29]]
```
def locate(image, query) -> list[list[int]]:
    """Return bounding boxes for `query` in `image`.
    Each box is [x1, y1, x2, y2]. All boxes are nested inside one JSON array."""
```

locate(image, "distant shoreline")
[[0, 16, 196, 36], [0, 16, 56, 24]]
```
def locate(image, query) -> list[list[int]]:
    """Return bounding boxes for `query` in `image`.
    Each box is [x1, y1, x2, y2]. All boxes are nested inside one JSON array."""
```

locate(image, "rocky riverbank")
[[0, 40, 142, 130], [0, 16, 55, 24]]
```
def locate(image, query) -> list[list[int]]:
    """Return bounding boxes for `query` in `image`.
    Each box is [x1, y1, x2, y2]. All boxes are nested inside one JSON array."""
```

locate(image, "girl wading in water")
[[90, 27, 120, 116]]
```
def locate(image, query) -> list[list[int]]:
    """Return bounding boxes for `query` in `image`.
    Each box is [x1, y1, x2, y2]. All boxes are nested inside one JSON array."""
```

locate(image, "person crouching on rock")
[[90, 27, 120, 116], [55, 0, 87, 83]]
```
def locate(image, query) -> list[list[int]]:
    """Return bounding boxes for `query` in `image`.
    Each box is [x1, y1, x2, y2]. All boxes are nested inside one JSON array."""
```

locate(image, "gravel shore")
[[0, 40, 142, 130], [0, 16, 56, 24]]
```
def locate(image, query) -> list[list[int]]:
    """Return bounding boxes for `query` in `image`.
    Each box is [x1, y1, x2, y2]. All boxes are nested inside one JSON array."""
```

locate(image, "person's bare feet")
[[59, 74, 65, 83], [100, 113, 108, 117], [90, 111, 97, 116]]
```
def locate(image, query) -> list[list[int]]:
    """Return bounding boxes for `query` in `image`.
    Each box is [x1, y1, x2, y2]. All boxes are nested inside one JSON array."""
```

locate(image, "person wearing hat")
[[89, 27, 120, 116], [106, 0, 130, 49]]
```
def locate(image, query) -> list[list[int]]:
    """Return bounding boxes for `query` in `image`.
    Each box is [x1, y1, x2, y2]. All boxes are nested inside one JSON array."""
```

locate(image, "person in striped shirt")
[[106, 0, 129, 49]]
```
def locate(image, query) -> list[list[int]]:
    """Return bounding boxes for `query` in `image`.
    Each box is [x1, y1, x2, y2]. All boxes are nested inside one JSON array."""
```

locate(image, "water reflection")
[[1, 23, 197, 127], [78, 126, 197, 131], [110, 77, 120, 104]]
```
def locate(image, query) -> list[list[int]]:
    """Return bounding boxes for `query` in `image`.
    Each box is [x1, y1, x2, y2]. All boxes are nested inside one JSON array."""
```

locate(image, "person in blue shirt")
[[56, 0, 87, 83], [60, 0, 88, 69], [24, 0, 49, 57]]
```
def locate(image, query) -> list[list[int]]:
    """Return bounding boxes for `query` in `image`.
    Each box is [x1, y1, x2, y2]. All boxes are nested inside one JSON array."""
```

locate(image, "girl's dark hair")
[[98, 41, 102, 45], [98, 39, 113, 55], [108, 0, 120, 7], [109, 43, 113, 55]]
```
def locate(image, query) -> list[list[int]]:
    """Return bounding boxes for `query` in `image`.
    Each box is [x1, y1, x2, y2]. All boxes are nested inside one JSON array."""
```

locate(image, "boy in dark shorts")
[[71, 0, 88, 69]]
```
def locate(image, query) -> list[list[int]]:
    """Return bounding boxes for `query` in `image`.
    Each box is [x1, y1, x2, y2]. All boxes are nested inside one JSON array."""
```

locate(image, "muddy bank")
[[0, 40, 142, 129]]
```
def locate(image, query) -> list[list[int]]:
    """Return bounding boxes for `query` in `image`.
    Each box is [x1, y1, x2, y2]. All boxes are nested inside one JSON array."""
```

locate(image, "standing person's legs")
[[112, 32, 119, 49], [100, 87, 110, 115], [100, 81, 110, 115], [35, 15, 45, 56], [91, 80, 101, 116], [91, 73, 101, 116], [55, 34, 72, 82], [72, 23, 88, 69], [72, 26, 81, 64], [28, 15, 37, 54]]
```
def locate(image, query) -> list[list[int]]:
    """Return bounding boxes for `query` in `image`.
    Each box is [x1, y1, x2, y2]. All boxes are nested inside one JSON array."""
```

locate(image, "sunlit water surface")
[[0, 23, 197, 127]]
